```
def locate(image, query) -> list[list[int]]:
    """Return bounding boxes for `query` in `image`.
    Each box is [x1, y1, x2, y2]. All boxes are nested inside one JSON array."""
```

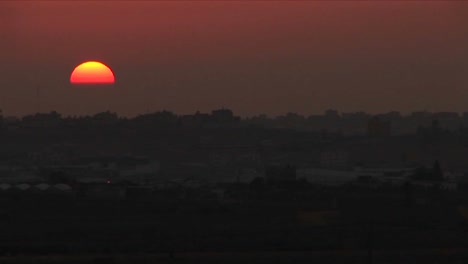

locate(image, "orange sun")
[[70, 61, 115, 84]]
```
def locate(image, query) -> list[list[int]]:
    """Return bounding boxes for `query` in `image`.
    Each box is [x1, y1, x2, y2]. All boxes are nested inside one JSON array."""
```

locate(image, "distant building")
[[380, 111, 401, 120], [86, 156, 160, 185], [410, 111, 432, 127], [180, 114, 202, 128], [79, 183, 126, 200], [3, 116, 20, 130], [432, 112, 460, 130], [211, 108, 235, 123], [265, 164, 296, 184], [320, 150, 349, 168], [463, 112, 468, 123], [297, 168, 357, 186], [179, 109, 241, 128], [325, 109, 340, 119], [118, 158, 160, 185], [432, 112, 458, 120], [368, 116, 391, 137], [341, 112, 370, 136], [275, 113, 305, 129]]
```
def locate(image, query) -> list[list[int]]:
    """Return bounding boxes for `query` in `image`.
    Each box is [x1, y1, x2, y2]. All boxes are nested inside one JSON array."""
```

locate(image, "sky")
[[1, 1, 468, 117]]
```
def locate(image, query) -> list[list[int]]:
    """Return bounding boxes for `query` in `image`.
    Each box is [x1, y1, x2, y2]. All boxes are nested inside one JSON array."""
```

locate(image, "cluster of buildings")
[[0, 109, 241, 130], [0, 108, 465, 202], [246, 110, 468, 136], [2, 109, 468, 136], [0, 151, 459, 203]]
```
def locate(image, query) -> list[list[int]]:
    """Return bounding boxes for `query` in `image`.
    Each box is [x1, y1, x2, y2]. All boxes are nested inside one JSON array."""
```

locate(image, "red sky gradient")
[[1, 1, 468, 117]]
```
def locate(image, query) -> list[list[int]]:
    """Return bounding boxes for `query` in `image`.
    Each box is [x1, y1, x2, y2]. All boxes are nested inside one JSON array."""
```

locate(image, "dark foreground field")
[[2, 249, 468, 264], [0, 186, 468, 263]]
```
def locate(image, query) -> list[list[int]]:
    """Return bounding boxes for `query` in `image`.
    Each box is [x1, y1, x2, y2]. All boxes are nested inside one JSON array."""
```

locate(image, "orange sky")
[[1, 1, 468, 117]]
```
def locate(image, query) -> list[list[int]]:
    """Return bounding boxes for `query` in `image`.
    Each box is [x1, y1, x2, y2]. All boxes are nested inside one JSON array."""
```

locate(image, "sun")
[[70, 61, 115, 84]]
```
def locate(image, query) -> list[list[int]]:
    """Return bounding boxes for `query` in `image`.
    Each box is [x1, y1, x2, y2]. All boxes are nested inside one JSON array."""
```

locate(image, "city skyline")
[[3, 2, 468, 261]]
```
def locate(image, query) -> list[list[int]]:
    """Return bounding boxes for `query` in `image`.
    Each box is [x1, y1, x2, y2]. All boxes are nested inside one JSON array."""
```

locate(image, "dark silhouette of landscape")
[[4, 1, 468, 263], [1, 109, 468, 263]]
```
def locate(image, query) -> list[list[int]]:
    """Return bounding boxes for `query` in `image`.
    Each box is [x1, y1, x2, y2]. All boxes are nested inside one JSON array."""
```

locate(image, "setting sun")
[[70, 61, 115, 84]]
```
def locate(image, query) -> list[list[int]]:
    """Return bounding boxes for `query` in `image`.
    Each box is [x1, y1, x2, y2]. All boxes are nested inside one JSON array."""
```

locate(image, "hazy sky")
[[2, 1, 468, 117]]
